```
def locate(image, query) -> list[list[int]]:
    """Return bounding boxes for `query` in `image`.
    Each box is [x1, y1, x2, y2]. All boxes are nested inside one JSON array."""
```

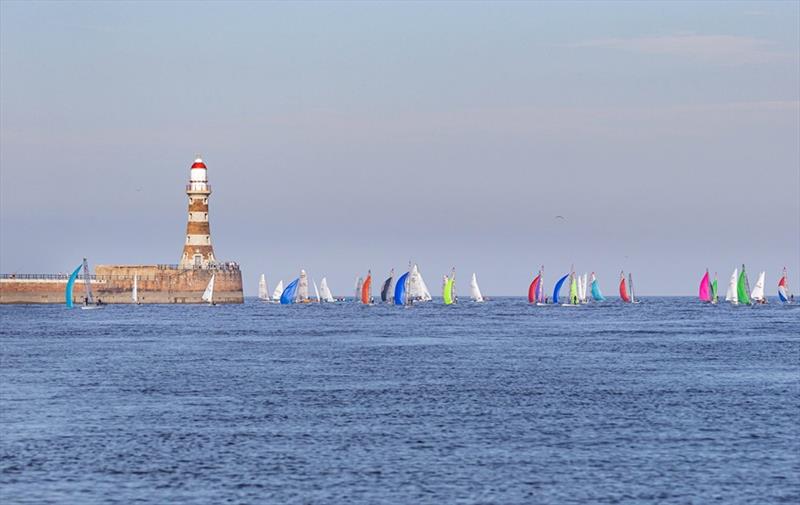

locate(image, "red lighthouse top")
[[191, 158, 207, 169]]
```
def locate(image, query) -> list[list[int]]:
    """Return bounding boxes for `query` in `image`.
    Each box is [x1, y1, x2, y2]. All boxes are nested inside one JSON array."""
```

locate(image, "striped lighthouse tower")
[[179, 156, 217, 268]]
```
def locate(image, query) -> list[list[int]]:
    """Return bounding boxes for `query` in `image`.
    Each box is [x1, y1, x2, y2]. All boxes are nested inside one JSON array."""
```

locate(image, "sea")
[[1, 298, 798, 504]]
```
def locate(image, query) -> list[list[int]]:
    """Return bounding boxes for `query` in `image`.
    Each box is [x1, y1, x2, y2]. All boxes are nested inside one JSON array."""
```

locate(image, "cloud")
[[571, 34, 788, 65]]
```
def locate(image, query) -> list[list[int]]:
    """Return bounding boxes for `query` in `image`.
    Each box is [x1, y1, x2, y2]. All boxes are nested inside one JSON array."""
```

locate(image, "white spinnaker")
[[298, 270, 309, 300], [202, 274, 215, 303], [751, 271, 766, 301], [258, 274, 269, 300], [725, 268, 738, 304], [272, 280, 284, 301], [407, 265, 423, 299], [581, 273, 588, 302], [576, 275, 584, 302], [470, 273, 484, 302], [320, 277, 335, 302]]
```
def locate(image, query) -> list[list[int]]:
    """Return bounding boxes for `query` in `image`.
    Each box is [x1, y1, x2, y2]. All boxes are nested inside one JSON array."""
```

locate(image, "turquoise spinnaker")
[[65, 263, 82, 308], [280, 278, 299, 305], [591, 279, 605, 301], [552, 274, 569, 305], [394, 272, 409, 305]]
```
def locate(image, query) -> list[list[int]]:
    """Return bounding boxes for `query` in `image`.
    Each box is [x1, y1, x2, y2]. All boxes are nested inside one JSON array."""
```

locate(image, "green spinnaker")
[[570, 276, 578, 304], [443, 278, 454, 305], [711, 279, 718, 303], [737, 269, 751, 305]]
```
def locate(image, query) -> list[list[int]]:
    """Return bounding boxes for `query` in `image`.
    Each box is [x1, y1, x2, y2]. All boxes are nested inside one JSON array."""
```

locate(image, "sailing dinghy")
[[132, 274, 140, 304], [380, 270, 394, 303], [778, 267, 792, 303], [271, 280, 284, 303], [737, 265, 752, 306], [258, 274, 269, 301], [201, 274, 216, 306], [361, 271, 373, 305], [619, 271, 631, 303], [699, 269, 712, 303], [528, 266, 546, 305], [65, 262, 83, 308], [553, 272, 570, 305], [751, 271, 767, 304], [590, 272, 605, 302], [443, 268, 456, 305], [725, 268, 739, 305], [319, 277, 335, 303], [79, 258, 103, 309], [469, 273, 484, 302], [280, 277, 299, 305]]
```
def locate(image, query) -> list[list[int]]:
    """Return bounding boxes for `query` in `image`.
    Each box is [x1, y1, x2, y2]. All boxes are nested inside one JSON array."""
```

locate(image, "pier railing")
[[1, 261, 240, 281]]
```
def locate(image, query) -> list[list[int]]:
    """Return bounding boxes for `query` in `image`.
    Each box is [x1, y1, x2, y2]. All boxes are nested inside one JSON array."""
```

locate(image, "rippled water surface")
[[1, 298, 799, 504]]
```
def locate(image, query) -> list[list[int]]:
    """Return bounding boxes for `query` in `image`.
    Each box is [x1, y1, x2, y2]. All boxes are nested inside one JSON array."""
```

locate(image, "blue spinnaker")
[[394, 272, 409, 305], [553, 274, 569, 304], [591, 280, 605, 301], [280, 278, 299, 305], [65, 263, 82, 308]]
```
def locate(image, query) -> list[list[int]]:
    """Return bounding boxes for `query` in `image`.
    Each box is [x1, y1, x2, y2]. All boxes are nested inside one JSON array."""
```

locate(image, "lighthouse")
[[179, 156, 216, 268]]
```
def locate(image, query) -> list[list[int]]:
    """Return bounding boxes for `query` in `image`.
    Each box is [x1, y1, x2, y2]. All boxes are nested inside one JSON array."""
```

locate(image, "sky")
[[1, 1, 798, 296]]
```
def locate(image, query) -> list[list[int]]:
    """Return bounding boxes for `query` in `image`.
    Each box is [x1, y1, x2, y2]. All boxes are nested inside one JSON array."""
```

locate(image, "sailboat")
[[552, 271, 570, 305], [590, 272, 605, 302], [407, 263, 432, 303], [737, 264, 752, 306], [271, 280, 284, 303], [361, 271, 373, 304], [132, 274, 140, 304], [355, 277, 363, 303], [319, 277, 335, 303], [442, 268, 456, 305], [528, 266, 545, 305], [258, 274, 269, 301], [80, 258, 103, 309], [577, 273, 589, 304], [469, 273, 484, 302], [750, 271, 767, 304], [394, 270, 410, 306], [312, 278, 322, 303], [619, 271, 631, 303], [65, 262, 83, 308], [563, 269, 579, 306], [628, 272, 638, 303], [711, 272, 719, 304], [725, 268, 739, 305], [380, 269, 394, 303], [699, 269, 712, 303], [201, 274, 216, 306], [297, 270, 311, 303], [778, 267, 792, 303]]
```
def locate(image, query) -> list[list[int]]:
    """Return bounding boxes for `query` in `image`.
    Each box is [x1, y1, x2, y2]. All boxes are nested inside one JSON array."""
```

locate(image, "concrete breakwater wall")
[[0, 265, 243, 304]]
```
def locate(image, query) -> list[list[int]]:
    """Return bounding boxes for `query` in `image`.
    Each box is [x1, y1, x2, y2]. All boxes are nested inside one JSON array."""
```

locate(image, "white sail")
[[628, 273, 636, 303], [725, 268, 738, 304], [576, 275, 584, 303], [751, 271, 766, 301], [313, 279, 321, 303], [298, 270, 309, 301], [407, 264, 432, 302], [132, 274, 139, 303], [202, 274, 215, 304], [320, 277, 335, 302], [469, 272, 484, 302], [258, 274, 269, 300], [581, 273, 588, 302], [355, 277, 363, 301], [272, 280, 284, 301]]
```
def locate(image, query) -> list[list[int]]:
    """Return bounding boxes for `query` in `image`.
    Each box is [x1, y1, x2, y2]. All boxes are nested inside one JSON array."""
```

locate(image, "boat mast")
[[82, 258, 94, 305]]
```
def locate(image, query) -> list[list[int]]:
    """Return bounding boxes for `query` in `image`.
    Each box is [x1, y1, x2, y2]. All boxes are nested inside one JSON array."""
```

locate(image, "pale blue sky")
[[1, 1, 798, 295]]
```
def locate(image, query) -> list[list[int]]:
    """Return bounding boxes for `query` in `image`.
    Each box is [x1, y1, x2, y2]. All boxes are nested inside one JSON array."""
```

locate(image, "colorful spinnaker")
[[619, 271, 631, 303], [280, 277, 299, 304], [711, 272, 718, 304], [361, 271, 372, 304], [553, 273, 569, 305], [443, 268, 456, 305], [65, 263, 82, 308], [394, 271, 410, 305], [590, 272, 605, 301], [528, 273, 541, 303], [568, 270, 579, 305], [778, 267, 791, 303], [699, 269, 711, 302]]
